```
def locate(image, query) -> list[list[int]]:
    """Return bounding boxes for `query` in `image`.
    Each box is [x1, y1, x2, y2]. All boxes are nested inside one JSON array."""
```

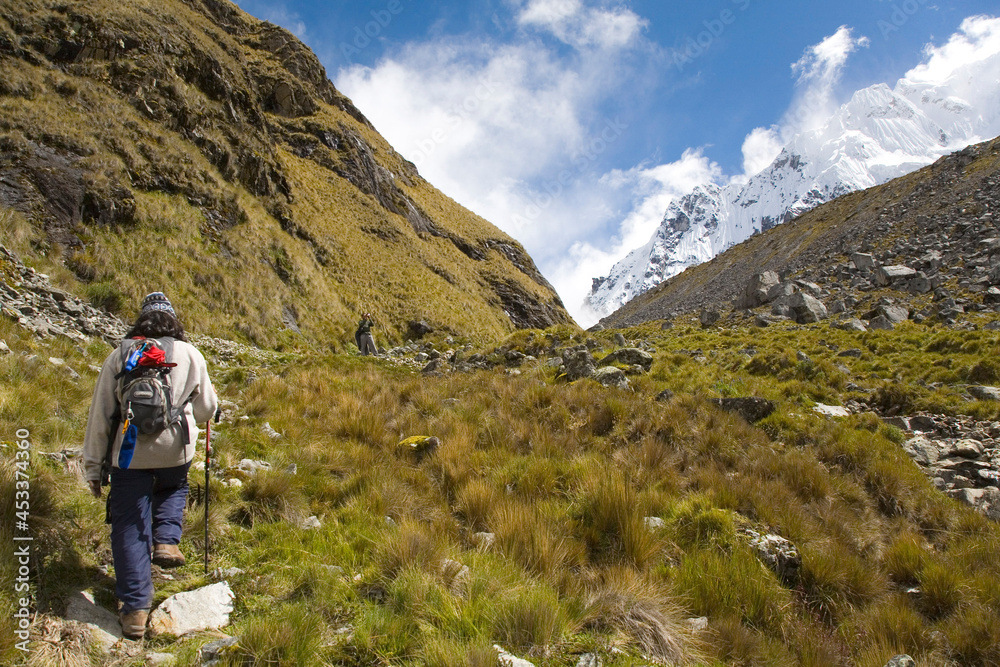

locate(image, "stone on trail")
[[148, 582, 235, 637], [495, 645, 536, 667], [64, 590, 122, 651]]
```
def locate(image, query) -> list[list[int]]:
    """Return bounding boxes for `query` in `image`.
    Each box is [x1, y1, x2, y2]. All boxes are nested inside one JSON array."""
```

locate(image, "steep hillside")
[[0, 0, 573, 347], [600, 135, 1000, 329]]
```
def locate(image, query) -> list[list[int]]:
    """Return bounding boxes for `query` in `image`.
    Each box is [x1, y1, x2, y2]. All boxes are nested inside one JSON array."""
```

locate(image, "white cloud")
[[904, 14, 1000, 84], [516, 0, 647, 50], [740, 126, 783, 178], [334, 2, 651, 313], [786, 26, 869, 133]]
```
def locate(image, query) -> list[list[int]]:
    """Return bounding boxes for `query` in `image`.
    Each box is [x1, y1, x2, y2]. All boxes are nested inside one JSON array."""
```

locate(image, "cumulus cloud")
[[515, 0, 647, 50], [335, 0, 651, 303], [786, 26, 869, 133], [904, 14, 1000, 84], [740, 126, 784, 179]]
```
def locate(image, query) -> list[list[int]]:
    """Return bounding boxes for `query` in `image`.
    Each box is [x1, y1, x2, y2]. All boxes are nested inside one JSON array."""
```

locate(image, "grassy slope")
[[2, 312, 999, 666], [0, 0, 571, 348]]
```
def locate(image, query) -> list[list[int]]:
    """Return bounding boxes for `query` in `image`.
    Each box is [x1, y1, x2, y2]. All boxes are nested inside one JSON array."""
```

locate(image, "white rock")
[[495, 644, 535, 667], [146, 652, 176, 665], [687, 616, 709, 632], [813, 404, 850, 417], [148, 582, 235, 637], [644, 516, 666, 530], [301, 515, 322, 530], [472, 532, 496, 550]]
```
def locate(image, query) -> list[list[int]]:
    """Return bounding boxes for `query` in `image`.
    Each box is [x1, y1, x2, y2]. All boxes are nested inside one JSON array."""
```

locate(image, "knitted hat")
[[141, 292, 175, 316]]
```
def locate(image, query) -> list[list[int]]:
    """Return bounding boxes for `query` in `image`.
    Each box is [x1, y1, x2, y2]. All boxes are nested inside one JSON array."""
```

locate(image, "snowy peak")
[[589, 52, 1000, 320]]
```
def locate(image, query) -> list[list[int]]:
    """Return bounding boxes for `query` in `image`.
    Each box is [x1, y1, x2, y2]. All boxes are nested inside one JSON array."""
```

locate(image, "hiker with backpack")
[[355, 312, 379, 356], [82, 292, 218, 640]]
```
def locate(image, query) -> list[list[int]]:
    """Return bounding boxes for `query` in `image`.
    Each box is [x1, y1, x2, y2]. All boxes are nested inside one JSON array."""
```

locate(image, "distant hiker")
[[356, 312, 378, 356], [83, 292, 218, 640]]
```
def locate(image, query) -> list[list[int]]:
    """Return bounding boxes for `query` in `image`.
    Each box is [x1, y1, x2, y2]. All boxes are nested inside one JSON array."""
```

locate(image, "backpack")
[[114, 337, 192, 445]]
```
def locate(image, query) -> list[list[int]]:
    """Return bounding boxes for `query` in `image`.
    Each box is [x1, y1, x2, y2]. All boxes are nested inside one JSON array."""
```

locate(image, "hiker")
[[356, 312, 378, 356], [82, 292, 218, 640]]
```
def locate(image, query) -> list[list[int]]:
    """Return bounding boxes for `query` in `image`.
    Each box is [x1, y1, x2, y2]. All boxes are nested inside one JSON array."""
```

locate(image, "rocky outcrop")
[[0, 245, 126, 344], [896, 414, 1000, 520]]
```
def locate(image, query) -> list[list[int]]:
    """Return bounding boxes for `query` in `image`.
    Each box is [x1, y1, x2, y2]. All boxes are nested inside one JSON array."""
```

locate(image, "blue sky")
[[233, 0, 1000, 325]]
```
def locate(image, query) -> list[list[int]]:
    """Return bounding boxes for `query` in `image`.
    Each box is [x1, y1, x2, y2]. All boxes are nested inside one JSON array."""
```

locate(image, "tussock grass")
[[6, 312, 1000, 665]]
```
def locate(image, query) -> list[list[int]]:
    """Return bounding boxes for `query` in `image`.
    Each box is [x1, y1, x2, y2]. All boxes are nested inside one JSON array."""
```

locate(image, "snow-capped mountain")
[[588, 52, 1000, 318]]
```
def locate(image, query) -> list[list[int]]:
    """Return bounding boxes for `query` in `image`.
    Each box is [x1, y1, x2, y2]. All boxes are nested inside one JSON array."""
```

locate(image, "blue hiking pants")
[[109, 462, 190, 612]]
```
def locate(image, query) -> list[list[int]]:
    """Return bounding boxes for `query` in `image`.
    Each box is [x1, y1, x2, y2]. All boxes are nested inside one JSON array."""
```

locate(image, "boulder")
[[908, 272, 932, 295], [743, 529, 800, 584], [597, 347, 653, 372], [837, 318, 868, 332], [949, 439, 984, 459], [64, 590, 122, 651], [903, 435, 941, 466], [710, 397, 776, 423], [148, 582, 235, 637], [766, 281, 797, 302], [592, 366, 629, 389], [984, 287, 1000, 305], [909, 415, 938, 432], [198, 636, 240, 666], [813, 404, 850, 417], [875, 265, 917, 287], [563, 349, 595, 381], [851, 253, 876, 271], [612, 332, 626, 347], [736, 270, 780, 308], [787, 292, 827, 324], [969, 386, 1000, 401], [699, 309, 721, 327], [868, 315, 896, 331], [867, 303, 909, 325], [884, 656, 916, 667]]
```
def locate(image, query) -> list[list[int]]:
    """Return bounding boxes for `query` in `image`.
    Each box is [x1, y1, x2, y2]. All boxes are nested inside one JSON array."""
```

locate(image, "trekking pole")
[[204, 420, 210, 576]]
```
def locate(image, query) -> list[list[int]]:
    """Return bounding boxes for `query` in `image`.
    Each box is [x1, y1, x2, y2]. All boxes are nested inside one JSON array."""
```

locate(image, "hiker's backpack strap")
[[158, 338, 196, 446]]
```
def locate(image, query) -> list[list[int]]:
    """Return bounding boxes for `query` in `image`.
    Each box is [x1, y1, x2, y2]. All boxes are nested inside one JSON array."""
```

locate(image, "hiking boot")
[[152, 543, 185, 568], [119, 608, 148, 640]]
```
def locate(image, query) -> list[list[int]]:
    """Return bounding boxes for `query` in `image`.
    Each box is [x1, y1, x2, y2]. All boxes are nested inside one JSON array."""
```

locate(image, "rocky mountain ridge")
[[589, 50, 1000, 318], [0, 0, 572, 347]]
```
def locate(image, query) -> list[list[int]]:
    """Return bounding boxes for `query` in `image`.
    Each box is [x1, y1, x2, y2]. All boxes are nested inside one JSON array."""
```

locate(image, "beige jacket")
[[83, 337, 218, 481]]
